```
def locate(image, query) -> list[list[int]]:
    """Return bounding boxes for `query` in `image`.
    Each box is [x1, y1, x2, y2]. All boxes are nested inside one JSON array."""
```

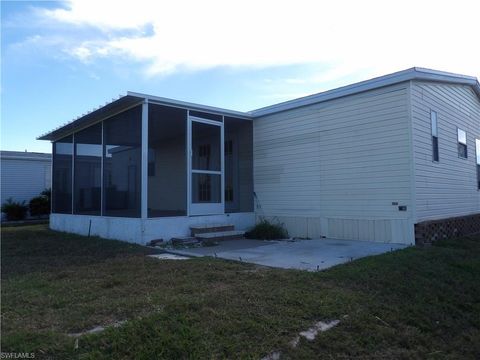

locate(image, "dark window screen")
[[52, 135, 73, 213], [74, 123, 102, 215], [103, 106, 142, 217]]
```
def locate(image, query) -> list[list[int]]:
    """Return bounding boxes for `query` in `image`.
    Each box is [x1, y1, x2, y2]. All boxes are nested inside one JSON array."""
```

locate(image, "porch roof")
[[38, 94, 144, 141], [38, 92, 252, 141]]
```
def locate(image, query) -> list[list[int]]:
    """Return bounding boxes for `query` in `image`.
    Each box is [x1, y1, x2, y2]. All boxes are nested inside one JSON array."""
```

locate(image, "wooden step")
[[196, 230, 245, 241], [190, 224, 235, 236], [171, 237, 199, 246]]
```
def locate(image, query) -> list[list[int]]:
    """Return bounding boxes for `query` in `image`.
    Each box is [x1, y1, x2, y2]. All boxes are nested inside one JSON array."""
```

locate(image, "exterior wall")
[[1, 154, 51, 206], [254, 83, 414, 244], [410, 81, 480, 222], [50, 212, 255, 244]]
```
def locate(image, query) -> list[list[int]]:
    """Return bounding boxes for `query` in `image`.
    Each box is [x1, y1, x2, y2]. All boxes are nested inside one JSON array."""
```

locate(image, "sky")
[[1, 0, 479, 153]]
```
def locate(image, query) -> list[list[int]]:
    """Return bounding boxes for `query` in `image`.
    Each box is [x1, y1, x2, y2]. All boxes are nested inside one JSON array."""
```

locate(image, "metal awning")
[[37, 95, 145, 141]]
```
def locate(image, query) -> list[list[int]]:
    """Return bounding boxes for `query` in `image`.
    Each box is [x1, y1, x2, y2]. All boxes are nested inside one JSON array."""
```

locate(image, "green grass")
[[1, 225, 479, 359]]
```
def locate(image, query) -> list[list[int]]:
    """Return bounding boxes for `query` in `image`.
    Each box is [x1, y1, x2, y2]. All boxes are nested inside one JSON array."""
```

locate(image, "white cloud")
[[30, 0, 480, 78], [70, 46, 92, 62]]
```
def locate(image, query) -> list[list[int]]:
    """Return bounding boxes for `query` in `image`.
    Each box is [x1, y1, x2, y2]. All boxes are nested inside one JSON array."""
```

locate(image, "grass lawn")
[[1, 225, 479, 359]]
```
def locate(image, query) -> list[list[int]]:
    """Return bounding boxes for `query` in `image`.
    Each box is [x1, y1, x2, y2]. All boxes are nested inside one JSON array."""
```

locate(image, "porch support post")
[[141, 100, 149, 219]]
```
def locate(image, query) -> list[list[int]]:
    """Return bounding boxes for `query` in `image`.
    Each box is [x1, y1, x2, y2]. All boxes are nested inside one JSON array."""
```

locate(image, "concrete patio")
[[167, 238, 409, 271]]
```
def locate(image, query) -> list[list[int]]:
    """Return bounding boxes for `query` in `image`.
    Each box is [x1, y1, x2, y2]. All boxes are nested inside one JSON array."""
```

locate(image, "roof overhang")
[[38, 95, 145, 141], [250, 67, 480, 117], [38, 92, 252, 142], [127, 91, 252, 120], [38, 67, 480, 141]]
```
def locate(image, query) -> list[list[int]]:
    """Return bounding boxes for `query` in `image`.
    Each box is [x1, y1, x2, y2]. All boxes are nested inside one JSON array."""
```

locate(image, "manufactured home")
[[39, 68, 480, 245], [1, 151, 51, 207]]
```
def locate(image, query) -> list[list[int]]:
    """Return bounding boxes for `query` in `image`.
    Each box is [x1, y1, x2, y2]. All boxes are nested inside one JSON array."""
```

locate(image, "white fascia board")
[[127, 91, 252, 119]]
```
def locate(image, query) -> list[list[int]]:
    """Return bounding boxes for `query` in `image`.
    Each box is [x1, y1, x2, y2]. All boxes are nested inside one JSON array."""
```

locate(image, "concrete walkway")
[[168, 238, 408, 271]]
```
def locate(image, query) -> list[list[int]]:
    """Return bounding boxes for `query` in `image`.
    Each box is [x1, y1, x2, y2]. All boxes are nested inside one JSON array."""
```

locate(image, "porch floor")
[[168, 238, 409, 271]]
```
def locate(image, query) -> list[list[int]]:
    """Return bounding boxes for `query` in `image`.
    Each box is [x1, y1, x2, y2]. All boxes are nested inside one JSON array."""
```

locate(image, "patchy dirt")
[[261, 351, 281, 360], [68, 320, 127, 337], [298, 320, 340, 341], [290, 319, 340, 348], [148, 253, 190, 260], [265, 319, 341, 358]]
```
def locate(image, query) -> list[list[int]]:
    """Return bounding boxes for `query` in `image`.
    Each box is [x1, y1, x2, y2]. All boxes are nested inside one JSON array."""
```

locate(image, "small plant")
[[29, 195, 50, 217], [245, 219, 289, 240], [1, 198, 28, 221]]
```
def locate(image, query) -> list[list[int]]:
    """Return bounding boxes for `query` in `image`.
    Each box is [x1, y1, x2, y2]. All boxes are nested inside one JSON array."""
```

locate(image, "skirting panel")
[[259, 215, 414, 244]]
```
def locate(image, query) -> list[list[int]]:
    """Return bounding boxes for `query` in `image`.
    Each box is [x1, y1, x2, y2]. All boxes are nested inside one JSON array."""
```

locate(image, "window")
[[476, 139, 480, 189], [431, 111, 439, 161], [198, 174, 211, 201], [192, 173, 220, 203], [458, 128, 467, 158], [198, 144, 211, 169]]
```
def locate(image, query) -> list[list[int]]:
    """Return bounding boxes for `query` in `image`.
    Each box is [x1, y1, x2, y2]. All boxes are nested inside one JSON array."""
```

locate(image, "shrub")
[[29, 195, 50, 217], [1, 198, 28, 221], [41, 188, 51, 201], [245, 219, 289, 240]]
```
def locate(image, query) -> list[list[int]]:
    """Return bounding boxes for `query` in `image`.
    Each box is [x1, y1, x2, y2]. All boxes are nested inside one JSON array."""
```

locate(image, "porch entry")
[[188, 115, 224, 215]]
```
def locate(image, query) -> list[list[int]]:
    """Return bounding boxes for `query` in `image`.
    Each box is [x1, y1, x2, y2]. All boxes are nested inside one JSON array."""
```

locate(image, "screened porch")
[[49, 96, 253, 220]]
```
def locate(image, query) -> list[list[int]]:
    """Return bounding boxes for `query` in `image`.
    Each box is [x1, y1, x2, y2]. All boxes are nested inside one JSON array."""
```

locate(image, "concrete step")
[[190, 224, 235, 236], [196, 230, 245, 241], [171, 237, 200, 246]]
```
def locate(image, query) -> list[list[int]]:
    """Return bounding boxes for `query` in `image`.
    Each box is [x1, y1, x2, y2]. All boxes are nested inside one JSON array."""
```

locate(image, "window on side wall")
[[458, 128, 467, 158], [431, 111, 439, 161], [476, 139, 480, 189]]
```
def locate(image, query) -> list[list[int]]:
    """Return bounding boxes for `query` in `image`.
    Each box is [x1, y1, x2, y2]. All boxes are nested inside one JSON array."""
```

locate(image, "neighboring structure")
[[38, 68, 480, 245], [1, 151, 51, 206]]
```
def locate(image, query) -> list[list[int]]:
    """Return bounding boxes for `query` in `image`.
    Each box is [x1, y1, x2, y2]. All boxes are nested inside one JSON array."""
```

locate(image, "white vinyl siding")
[[1, 157, 52, 206], [411, 81, 480, 222], [254, 83, 413, 243]]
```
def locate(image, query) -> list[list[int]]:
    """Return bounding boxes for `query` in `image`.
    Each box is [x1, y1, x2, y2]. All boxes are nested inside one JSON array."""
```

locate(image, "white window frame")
[[431, 110, 439, 162], [457, 128, 467, 159]]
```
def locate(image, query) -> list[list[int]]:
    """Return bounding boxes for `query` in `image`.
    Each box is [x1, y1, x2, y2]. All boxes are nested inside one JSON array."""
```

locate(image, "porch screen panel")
[[74, 123, 102, 215], [224, 117, 254, 213], [148, 104, 187, 217], [52, 135, 73, 213], [103, 106, 142, 217]]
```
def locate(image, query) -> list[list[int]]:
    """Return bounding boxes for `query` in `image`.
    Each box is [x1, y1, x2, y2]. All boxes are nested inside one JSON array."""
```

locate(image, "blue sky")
[[2, 0, 479, 153]]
